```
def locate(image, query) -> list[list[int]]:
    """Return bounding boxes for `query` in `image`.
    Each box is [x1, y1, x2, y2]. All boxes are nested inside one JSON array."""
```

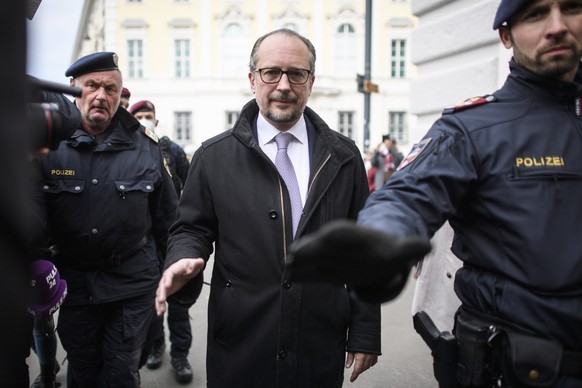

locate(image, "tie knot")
[[275, 132, 294, 150]]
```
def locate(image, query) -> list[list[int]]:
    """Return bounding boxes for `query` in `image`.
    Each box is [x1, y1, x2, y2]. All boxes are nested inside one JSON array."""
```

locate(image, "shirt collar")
[[257, 112, 307, 146]]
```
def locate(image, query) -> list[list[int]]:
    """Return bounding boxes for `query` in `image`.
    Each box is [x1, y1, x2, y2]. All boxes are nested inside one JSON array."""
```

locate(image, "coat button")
[[91, 228, 98, 235], [92, 179, 98, 185], [529, 369, 540, 381], [226, 280, 232, 287], [278, 350, 287, 360], [268, 210, 278, 220], [283, 280, 292, 289]]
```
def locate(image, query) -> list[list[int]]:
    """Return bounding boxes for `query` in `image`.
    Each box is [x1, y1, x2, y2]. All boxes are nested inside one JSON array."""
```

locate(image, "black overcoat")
[[167, 100, 381, 388]]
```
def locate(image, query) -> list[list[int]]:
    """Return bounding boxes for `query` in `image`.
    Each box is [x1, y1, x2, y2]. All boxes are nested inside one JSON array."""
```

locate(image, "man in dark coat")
[[155, 29, 381, 387], [34, 52, 178, 387]]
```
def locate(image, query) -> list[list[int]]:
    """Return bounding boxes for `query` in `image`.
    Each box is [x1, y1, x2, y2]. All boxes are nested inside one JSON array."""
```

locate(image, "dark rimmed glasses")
[[254, 68, 312, 85]]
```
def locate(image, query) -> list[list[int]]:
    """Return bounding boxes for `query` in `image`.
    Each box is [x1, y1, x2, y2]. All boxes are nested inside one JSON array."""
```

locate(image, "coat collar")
[[508, 58, 582, 101], [231, 99, 356, 166], [67, 107, 141, 148]]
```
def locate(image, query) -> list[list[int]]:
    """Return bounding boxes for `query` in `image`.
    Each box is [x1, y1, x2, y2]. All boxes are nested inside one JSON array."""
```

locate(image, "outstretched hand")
[[155, 258, 205, 315], [285, 220, 431, 303]]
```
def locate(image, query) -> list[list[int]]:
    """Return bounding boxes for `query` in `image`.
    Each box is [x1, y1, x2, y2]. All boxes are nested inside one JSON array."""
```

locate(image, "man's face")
[[248, 33, 315, 131], [499, 0, 582, 81], [72, 70, 122, 132], [133, 111, 156, 122]]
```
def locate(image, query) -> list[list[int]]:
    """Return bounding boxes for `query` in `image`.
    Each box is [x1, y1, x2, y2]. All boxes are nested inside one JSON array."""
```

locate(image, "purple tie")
[[274, 132, 303, 237]]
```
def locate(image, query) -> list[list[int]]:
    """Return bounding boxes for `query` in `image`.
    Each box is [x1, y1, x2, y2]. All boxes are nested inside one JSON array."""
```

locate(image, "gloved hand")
[[286, 220, 432, 303]]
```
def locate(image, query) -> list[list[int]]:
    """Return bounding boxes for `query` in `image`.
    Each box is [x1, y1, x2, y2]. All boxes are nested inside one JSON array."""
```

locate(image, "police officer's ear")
[[498, 26, 513, 49]]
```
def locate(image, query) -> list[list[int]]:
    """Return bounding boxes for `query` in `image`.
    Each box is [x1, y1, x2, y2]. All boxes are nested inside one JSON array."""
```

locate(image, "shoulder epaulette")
[[442, 95, 496, 115], [141, 127, 159, 143]]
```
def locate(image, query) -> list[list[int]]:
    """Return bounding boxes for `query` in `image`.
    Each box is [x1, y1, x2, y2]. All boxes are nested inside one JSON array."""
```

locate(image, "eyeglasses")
[[255, 68, 312, 85]]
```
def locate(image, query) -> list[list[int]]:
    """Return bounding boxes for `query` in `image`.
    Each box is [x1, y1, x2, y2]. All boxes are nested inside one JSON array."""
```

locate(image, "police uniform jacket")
[[35, 106, 178, 305], [359, 60, 582, 351], [166, 99, 381, 388]]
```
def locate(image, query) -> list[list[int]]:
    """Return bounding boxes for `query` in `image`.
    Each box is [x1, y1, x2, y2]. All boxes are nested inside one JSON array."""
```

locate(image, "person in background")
[[119, 87, 131, 110], [128, 99, 194, 384], [33, 52, 178, 387], [387, 136, 404, 170], [155, 28, 381, 388], [370, 134, 402, 191]]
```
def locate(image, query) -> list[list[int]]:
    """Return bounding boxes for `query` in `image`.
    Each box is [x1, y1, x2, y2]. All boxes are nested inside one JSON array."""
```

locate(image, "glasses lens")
[[287, 70, 308, 84], [261, 69, 282, 83], [259, 69, 310, 84]]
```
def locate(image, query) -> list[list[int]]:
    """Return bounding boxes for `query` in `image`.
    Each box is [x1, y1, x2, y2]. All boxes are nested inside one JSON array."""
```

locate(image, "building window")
[[221, 23, 246, 75], [390, 39, 406, 78], [338, 111, 354, 139], [127, 39, 143, 78], [175, 39, 190, 78], [225, 111, 239, 130], [127, 0, 143, 3], [174, 112, 192, 141], [335, 23, 357, 76], [389, 112, 407, 142]]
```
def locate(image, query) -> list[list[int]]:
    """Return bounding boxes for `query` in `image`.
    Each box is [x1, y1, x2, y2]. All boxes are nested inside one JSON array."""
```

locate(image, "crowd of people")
[[11, 0, 582, 387]]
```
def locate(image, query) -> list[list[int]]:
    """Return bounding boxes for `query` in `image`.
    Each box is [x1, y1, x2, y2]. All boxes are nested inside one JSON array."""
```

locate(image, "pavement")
[[28, 266, 437, 387]]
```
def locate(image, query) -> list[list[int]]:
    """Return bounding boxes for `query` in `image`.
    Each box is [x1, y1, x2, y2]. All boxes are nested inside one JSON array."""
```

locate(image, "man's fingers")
[[345, 352, 355, 368]]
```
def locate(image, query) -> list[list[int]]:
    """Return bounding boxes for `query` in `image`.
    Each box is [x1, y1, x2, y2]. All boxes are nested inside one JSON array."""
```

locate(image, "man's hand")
[[345, 352, 378, 382], [155, 258, 205, 315]]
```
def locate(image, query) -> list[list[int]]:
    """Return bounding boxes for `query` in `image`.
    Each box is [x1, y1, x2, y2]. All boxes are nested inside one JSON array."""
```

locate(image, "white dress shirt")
[[257, 113, 310, 207]]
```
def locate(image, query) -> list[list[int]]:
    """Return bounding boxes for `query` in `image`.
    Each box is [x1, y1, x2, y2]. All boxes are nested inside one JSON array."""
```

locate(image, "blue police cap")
[[493, 0, 530, 29], [65, 52, 119, 78]]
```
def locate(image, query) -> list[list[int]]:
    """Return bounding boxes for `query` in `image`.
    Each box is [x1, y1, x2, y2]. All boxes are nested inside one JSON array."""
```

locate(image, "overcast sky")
[[26, 0, 84, 83]]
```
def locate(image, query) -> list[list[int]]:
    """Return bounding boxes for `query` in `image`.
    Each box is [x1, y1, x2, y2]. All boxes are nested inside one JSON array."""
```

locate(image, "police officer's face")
[[248, 33, 315, 132], [499, 0, 582, 82], [72, 70, 122, 133]]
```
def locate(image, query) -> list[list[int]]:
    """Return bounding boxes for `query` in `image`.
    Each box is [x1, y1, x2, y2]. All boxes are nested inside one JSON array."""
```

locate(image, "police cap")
[[121, 87, 131, 99], [65, 52, 119, 79], [128, 100, 156, 115], [493, 0, 530, 30]]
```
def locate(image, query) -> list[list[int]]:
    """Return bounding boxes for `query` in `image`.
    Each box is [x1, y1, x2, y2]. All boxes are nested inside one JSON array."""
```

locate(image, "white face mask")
[[139, 119, 156, 131]]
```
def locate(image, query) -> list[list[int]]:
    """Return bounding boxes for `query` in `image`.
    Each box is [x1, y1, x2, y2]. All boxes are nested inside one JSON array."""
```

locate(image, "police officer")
[[129, 100, 190, 197], [128, 99, 194, 383], [294, 0, 582, 386], [33, 52, 178, 387]]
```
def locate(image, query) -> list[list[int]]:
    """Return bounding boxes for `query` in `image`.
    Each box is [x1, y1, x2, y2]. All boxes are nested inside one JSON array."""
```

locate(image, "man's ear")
[[499, 26, 513, 49]]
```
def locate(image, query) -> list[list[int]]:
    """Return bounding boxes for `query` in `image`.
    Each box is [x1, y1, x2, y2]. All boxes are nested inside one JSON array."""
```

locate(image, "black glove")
[[286, 220, 431, 303]]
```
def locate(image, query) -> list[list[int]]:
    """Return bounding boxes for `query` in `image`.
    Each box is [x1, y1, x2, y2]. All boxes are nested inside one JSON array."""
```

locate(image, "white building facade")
[[410, 0, 510, 142], [73, 0, 418, 156]]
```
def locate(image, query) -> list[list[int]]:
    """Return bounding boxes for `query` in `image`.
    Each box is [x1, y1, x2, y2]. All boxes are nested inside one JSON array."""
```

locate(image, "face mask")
[[139, 119, 156, 131]]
